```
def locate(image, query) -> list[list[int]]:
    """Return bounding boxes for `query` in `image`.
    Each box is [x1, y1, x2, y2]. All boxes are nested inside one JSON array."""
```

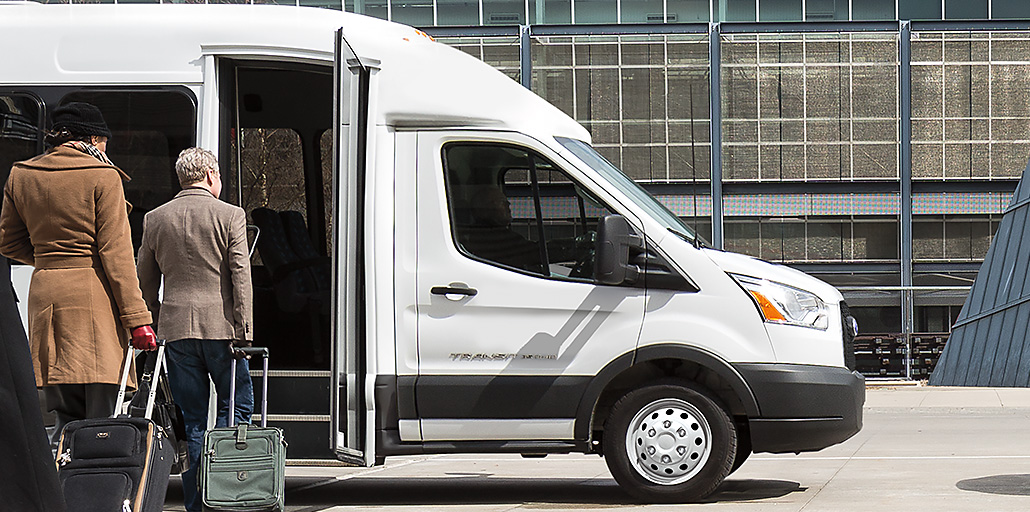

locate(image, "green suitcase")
[[199, 348, 287, 512]]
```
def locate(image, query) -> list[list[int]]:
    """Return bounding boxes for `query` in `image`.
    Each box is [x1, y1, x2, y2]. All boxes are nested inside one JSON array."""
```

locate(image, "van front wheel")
[[603, 381, 736, 503]]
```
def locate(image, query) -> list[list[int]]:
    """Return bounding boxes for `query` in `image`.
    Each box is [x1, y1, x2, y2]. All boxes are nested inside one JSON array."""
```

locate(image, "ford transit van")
[[0, 3, 864, 502]]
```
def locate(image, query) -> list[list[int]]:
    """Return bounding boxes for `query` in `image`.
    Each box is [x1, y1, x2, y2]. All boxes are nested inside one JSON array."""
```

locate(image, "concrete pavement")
[[164, 385, 1030, 511]]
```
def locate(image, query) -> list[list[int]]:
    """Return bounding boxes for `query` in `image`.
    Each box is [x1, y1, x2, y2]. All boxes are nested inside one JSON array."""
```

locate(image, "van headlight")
[[730, 274, 829, 330]]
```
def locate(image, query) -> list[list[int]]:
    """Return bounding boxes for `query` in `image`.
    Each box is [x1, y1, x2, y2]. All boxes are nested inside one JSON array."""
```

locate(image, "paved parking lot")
[[165, 385, 1030, 511]]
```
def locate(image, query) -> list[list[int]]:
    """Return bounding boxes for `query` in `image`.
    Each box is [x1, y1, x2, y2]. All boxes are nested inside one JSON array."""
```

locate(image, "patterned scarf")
[[63, 140, 114, 166]]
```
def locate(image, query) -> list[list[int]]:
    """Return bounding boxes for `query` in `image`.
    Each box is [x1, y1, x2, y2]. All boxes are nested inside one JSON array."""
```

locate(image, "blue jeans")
[[166, 339, 254, 512]]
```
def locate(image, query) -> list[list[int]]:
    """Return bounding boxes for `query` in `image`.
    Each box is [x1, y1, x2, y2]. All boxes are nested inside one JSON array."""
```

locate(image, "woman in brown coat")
[[0, 102, 157, 447]]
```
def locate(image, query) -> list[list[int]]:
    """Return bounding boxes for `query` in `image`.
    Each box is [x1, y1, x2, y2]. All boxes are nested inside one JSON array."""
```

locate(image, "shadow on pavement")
[[706, 479, 805, 502], [293, 477, 798, 506], [166, 476, 802, 509], [957, 474, 1030, 496]]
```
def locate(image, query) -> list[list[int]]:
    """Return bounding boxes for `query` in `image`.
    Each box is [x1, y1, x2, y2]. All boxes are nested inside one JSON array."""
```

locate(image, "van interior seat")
[[250, 207, 322, 313], [279, 210, 331, 315]]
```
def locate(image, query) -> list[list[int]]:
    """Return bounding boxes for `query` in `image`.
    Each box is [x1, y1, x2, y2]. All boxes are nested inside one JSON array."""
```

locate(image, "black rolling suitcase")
[[56, 342, 176, 512]]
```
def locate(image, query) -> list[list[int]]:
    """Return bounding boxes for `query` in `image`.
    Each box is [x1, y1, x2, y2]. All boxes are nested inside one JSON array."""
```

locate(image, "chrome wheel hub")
[[625, 398, 712, 485]]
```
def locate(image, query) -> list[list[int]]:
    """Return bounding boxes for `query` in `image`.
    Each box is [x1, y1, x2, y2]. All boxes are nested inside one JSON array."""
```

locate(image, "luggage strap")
[[235, 423, 248, 450], [113, 340, 167, 419]]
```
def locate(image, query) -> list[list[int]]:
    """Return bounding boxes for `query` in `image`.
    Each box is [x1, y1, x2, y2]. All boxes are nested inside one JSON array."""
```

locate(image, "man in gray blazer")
[[137, 147, 254, 512]]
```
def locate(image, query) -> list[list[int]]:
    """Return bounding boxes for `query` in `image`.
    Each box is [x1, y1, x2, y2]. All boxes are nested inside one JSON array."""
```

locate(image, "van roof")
[[1, 3, 589, 141]]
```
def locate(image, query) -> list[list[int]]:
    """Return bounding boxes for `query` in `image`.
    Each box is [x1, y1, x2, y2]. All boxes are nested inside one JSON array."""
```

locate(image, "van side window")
[[443, 143, 617, 282], [58, 90, 196, 251], [0, 94, 42, 192], [234, 128, 308, 220]]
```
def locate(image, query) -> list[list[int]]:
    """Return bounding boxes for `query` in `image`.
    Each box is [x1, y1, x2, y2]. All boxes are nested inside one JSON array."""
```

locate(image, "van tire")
[[603, 380, 736, 503], [730, 429, 751, 474]]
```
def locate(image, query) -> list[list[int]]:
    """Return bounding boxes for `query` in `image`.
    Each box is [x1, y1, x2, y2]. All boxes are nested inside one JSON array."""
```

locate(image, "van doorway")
[[219, 60, 335, 459]]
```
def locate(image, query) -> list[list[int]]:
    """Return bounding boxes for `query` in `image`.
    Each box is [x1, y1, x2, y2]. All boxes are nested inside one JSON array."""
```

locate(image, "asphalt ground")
[[163, 385, 1030, 511]]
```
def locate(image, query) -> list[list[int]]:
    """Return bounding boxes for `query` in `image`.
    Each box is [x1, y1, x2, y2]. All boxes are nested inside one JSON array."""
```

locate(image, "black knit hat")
[[51, 102, 112, 138]]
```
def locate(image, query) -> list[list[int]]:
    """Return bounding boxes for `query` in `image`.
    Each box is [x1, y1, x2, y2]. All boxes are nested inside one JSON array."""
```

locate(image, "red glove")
[[130, 325, 157, 351]]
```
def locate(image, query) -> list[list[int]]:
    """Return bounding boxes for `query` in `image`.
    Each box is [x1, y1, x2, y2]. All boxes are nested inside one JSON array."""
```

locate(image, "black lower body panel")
[[734, 363, 865, 454]]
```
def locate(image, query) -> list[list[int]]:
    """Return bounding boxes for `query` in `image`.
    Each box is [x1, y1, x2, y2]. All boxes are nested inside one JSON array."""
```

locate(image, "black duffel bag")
[[129, 344, 189, 474]]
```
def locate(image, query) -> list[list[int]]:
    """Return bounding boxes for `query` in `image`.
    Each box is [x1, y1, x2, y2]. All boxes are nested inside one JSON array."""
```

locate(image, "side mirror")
[[595, 215, 644, 285]]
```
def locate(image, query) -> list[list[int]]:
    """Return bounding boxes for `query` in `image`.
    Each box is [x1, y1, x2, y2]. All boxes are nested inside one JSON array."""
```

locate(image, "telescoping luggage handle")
[[113, 340, 167, 419], [229, 346, 270, 428]]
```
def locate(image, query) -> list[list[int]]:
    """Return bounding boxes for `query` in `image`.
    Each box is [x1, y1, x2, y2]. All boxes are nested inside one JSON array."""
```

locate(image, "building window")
[[621, 0, 664, 24], [912, 32, 1030, 179], [760, 0, 803, 22], [994, 0, 1030, 19], [722, 32, 900, 181], [532, 34, 710, 182], [439, 0, 481, 25], [529, 0, 573, 24], [345, 0, 388, 19], [484, 0, 525, 24], [392, 0, 434, 26], [574, 0, 617, 23], [945, 0, 988, 19], [805, 0, 848, 20], [668, 0, 710, 22], [301, 0, 344, 10], [899, 0, 943, 20], [913, 215, 998, 261], [852, 0, 895, 21], [721, 0, 757, 21], [724, 217, 899, 262], [435, 34, 522, 83]]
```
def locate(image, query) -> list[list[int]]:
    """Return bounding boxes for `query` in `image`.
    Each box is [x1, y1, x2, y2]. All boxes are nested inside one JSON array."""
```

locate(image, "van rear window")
[[0, 94, 43, 191], [58, 90, 197, 251]]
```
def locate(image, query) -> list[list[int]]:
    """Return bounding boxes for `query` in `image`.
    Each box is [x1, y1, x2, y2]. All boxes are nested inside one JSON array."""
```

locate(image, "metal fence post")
[[520, 24, 532, 90], [900, 21, 914, 364], [709, 22, 723, 249]]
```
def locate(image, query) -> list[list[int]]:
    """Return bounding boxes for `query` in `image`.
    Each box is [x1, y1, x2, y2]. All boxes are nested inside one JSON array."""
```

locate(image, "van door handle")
[[431, 285, 478, 297]]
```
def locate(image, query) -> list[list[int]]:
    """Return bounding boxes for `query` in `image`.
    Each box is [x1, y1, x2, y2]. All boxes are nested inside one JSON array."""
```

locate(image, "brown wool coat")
[[0, 146, 152, 387]]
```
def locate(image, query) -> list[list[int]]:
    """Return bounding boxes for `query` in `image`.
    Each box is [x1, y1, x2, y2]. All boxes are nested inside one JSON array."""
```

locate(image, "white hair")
[[175, 147, 218, 187]]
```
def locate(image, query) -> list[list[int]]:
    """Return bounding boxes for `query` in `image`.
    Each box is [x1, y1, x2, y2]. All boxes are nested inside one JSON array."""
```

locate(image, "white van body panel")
[[632, 236, 778, 364], [394, 132, 421, 378], [11, 266, 32, 333], [371, 126, 399, 375]]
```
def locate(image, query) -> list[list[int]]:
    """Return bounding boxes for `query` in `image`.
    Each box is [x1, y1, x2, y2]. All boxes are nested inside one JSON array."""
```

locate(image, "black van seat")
[[250, 207, 322, 313], [279, 210, 331, 315]]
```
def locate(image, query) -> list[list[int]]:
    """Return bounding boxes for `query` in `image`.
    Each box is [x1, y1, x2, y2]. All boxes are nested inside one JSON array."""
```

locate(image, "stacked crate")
[[853, 333, 949, 379], [853, 334, 907, 378], [909, 333, 949, 379]]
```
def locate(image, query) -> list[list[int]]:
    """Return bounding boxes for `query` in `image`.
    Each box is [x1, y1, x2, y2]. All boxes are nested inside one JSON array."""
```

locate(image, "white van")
[[0, 2, 863, 502]]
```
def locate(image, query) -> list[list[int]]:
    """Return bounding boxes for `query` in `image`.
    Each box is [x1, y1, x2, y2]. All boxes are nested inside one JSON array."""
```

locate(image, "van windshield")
[[556, 137, 699, 244]]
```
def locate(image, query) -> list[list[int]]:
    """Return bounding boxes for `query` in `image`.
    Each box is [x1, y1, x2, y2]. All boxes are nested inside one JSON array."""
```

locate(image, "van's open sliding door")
[[331, 28, 377, 466]]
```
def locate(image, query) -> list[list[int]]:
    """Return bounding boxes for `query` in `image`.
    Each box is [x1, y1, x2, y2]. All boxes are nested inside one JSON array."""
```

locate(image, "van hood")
[[701, 248, 843, 303]]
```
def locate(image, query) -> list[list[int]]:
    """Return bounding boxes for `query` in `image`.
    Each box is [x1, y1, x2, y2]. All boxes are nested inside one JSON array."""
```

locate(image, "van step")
[[249, 370, 331, 378], [253, 414, 330, 422], [252, 372, 330, 415], [263, 418, 334, 460]]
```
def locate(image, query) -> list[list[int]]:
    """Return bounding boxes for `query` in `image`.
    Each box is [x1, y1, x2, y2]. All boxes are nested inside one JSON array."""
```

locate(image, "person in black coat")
[[0, 257, 65, 511]]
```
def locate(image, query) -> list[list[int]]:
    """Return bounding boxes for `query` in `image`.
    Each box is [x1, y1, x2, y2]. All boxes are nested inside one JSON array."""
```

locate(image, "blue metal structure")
[[931, 160, 1030, 386]]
